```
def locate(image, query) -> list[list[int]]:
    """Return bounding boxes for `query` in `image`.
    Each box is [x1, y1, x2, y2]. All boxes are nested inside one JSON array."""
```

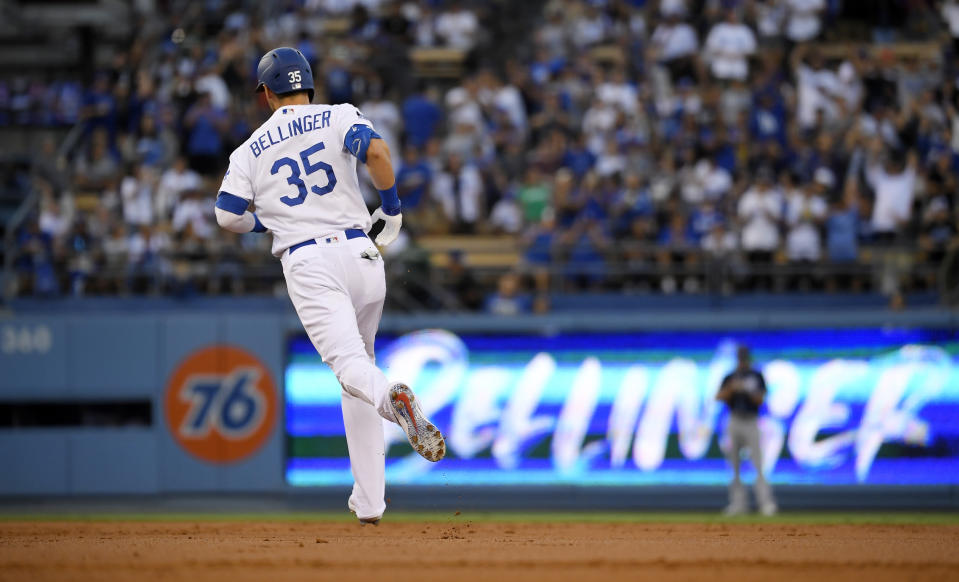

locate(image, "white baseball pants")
[[281, 231, 395, 520], [724, 414, 776, 512]]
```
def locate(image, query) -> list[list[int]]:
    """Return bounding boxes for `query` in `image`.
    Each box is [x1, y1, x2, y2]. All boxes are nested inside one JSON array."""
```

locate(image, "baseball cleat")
[[760, 503, 778, 517], [722, 505, 747, 517], [389, 383, 446, 462], [348, 498, 381, 525]]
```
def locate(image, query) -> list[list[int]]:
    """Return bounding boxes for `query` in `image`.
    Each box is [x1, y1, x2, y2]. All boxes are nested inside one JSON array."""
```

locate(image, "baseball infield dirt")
[[1, 520, 957, 582]]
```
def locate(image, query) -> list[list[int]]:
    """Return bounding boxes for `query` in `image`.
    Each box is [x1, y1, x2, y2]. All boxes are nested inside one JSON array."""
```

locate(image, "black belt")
[[287, 229, 367, 255]]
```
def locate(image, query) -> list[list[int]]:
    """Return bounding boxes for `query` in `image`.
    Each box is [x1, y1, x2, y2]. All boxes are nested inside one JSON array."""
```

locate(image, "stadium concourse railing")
[[1, 157, 40, 302], [4, 236, 948, 309], [1, 121, 86, 303]]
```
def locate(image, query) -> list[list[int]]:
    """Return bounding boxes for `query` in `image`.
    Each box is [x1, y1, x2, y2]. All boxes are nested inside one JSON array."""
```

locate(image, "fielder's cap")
[[255, 47, 314, 101]]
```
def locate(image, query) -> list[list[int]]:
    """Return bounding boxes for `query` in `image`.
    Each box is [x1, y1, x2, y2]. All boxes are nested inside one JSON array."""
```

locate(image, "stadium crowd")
[[5, 0, 959, 311]]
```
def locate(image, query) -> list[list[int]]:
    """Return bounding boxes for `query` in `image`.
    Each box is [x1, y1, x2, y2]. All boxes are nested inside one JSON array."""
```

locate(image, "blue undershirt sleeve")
[[252, 213, 267, 233]]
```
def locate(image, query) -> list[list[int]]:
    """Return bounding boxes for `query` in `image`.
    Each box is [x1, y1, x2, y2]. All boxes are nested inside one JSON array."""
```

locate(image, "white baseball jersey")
[[218, 103, 375, 256]]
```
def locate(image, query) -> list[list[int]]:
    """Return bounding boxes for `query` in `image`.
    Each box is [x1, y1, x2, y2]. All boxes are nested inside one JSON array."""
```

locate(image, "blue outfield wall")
[[0, 311, 287, 495], [1, 298, 958, 508]]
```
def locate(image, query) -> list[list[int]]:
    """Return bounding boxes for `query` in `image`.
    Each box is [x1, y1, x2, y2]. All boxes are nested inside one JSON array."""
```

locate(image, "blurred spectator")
[[381, 2, 412, 45], [867, 148, 917, 244], [395, 144, 433, 213], [490, 190, 524, 235], [918, 194, 955, 284], [74, 130, 120, 193], [597, 68, 639, 117], [785, 0, 826, 43], [827, 181, 861, 264], [750, 89, 787, 146], [194, 60, 230, 111], [119, 165, 156, 227], [127, 224, 155, 292], [792, 45, 842, 131], [702, 219, 739, 293], [785, 174, 828, 289], [738, 168, 783, 288], [172, 189, 214, 239], [321, 47, 354, 104], [703, 10, 757, 82], [433, 153, 483, 233], [561, 134, 597, 179], [523, 207, 558, 292], [66, 220, 94, 295], [657, 211, 698, 293], [752, 0, 787, 45], [102, 224, 129, 292], [650, 12, 700, 82], [130, 116, 171, 168], [401, 87, 442, 148], [570, 3, 610, 50], [611, 172, 653, 234], [581, 99, 618, 156], [435, 1, 480, 51], [562, 215, 612, 290], [183, 91, 229, 175], [785, 173, 828, 263], [38, 197, 71, 241], [942, 0, 959, 54], [485, 272, 531, 315], [517, 166, 552, 224], [82, 73, 117, 136], [360, 83, 403, 153], [703, 220, 738, 260], [682, 155, 732, 205], [156, 157, 201, 220]]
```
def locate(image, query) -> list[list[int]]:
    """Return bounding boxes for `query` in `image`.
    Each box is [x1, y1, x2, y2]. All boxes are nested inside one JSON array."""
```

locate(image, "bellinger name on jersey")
[[249, 109, 333, 158]]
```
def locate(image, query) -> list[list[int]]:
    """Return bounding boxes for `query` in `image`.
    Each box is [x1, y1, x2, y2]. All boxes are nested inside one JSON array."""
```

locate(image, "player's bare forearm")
[[366, 139, 396, 190], [365, 138, 402, 246]]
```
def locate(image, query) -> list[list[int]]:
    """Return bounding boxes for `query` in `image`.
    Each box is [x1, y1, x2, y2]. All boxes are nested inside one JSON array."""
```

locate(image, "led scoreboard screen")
[[285, 328, 959, 486]]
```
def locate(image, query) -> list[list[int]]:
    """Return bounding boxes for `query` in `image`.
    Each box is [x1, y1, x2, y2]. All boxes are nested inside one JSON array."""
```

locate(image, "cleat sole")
[[389, 383, 446, 463]]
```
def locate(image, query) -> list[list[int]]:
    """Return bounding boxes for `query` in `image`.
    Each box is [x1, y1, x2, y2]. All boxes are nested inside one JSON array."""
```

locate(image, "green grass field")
[[2, 511, 957, 525]]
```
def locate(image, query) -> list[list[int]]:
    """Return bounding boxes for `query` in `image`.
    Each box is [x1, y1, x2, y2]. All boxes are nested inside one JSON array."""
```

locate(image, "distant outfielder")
[[716, 345, 777, 516], [213, 47, 445, 524]]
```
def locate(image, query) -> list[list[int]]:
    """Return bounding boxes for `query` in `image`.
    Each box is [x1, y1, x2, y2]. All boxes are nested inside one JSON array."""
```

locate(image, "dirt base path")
[[1, 521, 958, 582]]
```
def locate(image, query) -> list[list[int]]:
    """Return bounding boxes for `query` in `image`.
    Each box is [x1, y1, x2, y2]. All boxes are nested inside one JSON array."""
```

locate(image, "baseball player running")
[[213, 47, 445, 524]]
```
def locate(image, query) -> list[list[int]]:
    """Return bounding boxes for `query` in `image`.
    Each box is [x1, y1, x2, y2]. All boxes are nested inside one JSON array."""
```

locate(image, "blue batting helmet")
[[255, 47, 314, 101]]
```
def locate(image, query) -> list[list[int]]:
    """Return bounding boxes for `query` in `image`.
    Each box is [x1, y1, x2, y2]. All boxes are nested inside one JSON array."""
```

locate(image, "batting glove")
[[371, 207, 402, 247]]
